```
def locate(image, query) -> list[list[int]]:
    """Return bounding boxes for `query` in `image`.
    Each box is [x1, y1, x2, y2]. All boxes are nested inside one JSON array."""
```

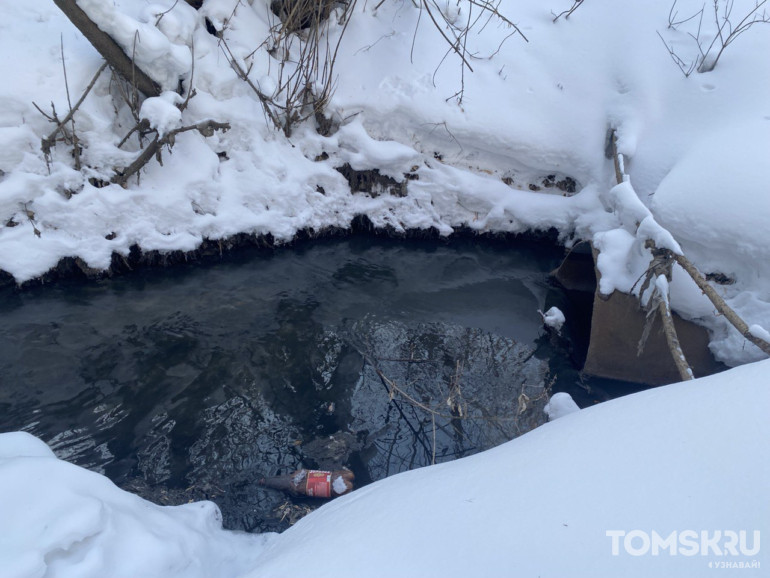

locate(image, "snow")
[[139, 92, 184, 137], [332, 475, 349, 496], [2, 359, 767, 577], [74, 0, 194, 91], [750, 324, 770, 343], [655, 275, 670, 306], [247, 361, 768, 577], [1, 0, 770, 575], [0, 433, 272, 578], [541, 305, 566, 332], [543, 391, 579, 420]]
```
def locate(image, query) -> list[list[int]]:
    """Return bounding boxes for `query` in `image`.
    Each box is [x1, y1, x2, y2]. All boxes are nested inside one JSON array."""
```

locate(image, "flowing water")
[[0, 235, 641, 532]]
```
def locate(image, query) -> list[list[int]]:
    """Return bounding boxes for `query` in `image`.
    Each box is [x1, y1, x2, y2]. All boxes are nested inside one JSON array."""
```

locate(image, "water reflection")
[[346, 319, 549, 481], [0, 236, 564, 532]]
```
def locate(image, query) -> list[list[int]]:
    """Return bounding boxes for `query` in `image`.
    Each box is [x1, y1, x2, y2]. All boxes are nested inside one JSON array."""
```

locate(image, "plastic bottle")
[[259, 468, 354, 498]]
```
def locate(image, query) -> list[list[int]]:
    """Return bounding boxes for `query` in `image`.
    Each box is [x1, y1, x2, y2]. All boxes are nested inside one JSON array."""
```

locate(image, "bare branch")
[[219, 36, 283, 132], [155, 0, 180, 26], [608, 130, 695, 379], [673, 252, 770, 356], [466, 0, 528, 41], [32, 102, 56, 122], [41, 61, 108, 156], [609, 128, 770, 373], [667, 0, 705, 28], [552, 0, 584, 23], [61, 38, 81, 171], [112, 120, 230, 186], [661, 0, 769, 75], [698, 0, 768, 72], [656, 30, 697, 77]]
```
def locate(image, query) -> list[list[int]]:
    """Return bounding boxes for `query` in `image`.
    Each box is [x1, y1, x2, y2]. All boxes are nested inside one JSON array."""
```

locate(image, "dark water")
[[0, 236, 639, 531]]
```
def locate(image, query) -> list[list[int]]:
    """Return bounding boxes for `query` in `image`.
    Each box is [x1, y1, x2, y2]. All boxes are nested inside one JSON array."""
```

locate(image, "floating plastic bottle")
[[259, 468, 354, 498]]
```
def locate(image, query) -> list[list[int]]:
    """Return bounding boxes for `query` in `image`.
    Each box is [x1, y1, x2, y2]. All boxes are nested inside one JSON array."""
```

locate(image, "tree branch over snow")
[[608, 129, 770, 368], [672, 252, 770, 356], [40, 61, 108, 158], [609, 130, 694, 380], [660, 0, 770, 76], [552, 0, 584, 23], [636, 244, 695, 381], [52, 0, 162, 97], [112, 120, 230, 187], [697, 0, 769, 72]]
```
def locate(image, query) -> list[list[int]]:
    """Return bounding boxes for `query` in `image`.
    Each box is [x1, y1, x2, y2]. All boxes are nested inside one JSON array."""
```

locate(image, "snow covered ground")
[[1, 0, 769, 576]]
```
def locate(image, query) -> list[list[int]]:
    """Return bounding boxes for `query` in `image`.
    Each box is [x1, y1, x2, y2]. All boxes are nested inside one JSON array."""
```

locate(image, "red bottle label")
[[305, 470, 332, 498]]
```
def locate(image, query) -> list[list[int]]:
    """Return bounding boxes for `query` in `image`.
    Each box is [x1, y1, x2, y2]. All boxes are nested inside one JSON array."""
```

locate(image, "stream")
[[0, 235, 645, 532]]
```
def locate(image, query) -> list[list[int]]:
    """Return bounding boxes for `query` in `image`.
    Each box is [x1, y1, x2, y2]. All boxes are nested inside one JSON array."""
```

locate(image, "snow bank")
[[651, 119, 770, 364], [0, 0, 769, 365], [0, 433, 273, 578]]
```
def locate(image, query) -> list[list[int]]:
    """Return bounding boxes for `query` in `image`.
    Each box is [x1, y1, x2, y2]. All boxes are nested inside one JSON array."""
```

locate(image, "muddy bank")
[[0, 216, 562, 289]]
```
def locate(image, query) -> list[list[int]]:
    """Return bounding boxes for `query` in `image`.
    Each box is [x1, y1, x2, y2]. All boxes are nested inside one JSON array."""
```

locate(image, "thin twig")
[[552, 0, 584, 23], [466, 0, 528, 41], [60, 36, 81, 170], [667, 0, 705, 28], [155, 0, 180, 26], [220, 37, 283, 131], [42, 61, 108, 155], [422, 0, 474, 72], [657, 296, 694, 381], [698, 0, 768, 72], [117, 119, 150, 149], [661, 0, 769, 75], [656, 31, 697, 77]]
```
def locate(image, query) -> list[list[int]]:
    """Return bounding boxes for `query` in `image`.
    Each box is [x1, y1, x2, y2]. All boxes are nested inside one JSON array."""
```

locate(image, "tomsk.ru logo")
[[606, 530, 760, 556]]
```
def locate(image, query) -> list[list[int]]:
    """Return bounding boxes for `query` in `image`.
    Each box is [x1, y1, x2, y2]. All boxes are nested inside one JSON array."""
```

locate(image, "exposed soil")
[[0, 219, 562, 290]]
